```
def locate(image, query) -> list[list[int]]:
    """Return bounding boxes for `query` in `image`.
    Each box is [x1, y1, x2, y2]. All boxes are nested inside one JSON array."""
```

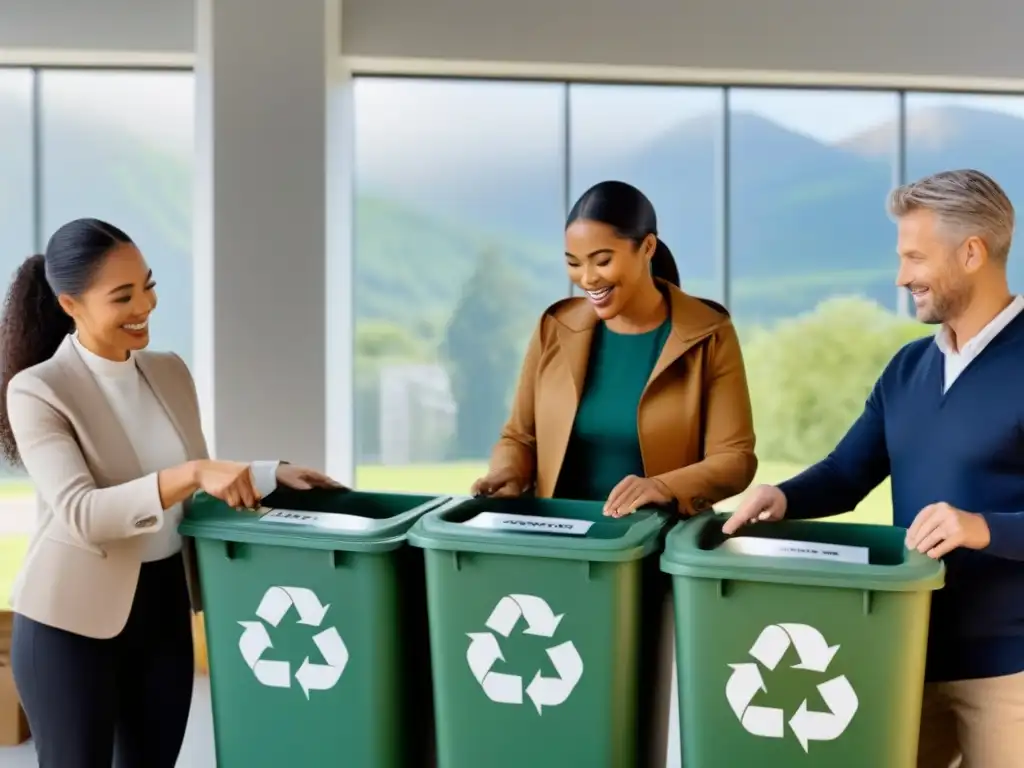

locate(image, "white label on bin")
[[718, 536, 869, 564], [465, 594, 584, 715], [260, 508, 378, 532], [726, 623, 859, 752], [462, 512, 594, 536], [237, 585, 349, 699]]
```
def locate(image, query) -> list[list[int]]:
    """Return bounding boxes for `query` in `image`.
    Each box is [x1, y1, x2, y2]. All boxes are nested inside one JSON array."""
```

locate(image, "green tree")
[[742, 296, 929, 465], [442, 249, 530, 460], [356, 321, 425, 360]]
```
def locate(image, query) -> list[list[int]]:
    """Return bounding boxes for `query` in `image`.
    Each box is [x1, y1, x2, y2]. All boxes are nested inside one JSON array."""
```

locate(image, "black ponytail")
[[0, 256, 71, 464], [650, 238, 680, 288], [567, 180, 680, 287], [0, 218, 132, 465]]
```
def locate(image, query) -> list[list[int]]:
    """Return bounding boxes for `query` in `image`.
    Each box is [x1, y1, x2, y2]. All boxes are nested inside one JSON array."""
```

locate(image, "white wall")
[[0, 0, 192, 53], [342, 0, 1024, 81], [3, 0, 1024, 82]]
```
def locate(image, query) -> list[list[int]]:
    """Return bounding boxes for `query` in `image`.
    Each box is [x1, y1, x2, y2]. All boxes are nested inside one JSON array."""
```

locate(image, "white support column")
[[194, 0, 350, 474], [325, 2, 356, 485]]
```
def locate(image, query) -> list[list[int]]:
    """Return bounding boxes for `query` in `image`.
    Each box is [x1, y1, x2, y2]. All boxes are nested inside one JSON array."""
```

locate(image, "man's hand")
[[905, 502, 991, 559], [604, 475, 674, 518], [721, 484, 787, 535]]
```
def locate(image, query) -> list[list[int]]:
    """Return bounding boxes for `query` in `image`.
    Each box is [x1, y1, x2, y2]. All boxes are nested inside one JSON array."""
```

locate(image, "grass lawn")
[[0, 479, 33, 500], [0, 536, 26, 609], [354, 459, 894, 526], [0, 460, 893, 607]]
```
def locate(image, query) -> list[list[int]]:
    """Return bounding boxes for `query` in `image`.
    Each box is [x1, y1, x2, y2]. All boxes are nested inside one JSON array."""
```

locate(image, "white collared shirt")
[[934, 295, 1024, 392]]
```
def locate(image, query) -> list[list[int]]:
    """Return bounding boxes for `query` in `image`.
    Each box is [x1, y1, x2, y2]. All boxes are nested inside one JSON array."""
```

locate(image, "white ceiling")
[[2, 0, 1022, 82]]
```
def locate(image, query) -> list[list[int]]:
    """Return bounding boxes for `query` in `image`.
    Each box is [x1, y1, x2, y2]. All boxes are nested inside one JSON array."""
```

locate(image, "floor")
[[0, 676, 217, 767], [0, 672, 683, 767]]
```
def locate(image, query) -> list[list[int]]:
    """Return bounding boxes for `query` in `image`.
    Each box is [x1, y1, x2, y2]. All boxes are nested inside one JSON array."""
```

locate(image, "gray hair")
[[887, 169, 1015, 262]]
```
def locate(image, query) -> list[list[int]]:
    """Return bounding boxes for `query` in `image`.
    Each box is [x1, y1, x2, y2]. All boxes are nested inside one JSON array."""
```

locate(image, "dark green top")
[[554, 318, 672, 501]]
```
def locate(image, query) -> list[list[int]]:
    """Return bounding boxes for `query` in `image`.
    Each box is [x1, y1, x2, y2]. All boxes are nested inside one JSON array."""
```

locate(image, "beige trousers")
[[916, 671, 1024, 768]]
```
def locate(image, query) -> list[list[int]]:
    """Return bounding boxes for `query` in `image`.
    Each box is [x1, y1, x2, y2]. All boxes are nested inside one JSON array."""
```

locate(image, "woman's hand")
[[194, 460, 261, 510], [276, 464, 346, 491], [470, 467, 528, 498], [604, 475, 674, 517]]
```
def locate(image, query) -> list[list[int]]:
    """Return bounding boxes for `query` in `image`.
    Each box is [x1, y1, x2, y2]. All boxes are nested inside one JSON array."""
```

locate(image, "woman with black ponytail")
[[473, 180, 757, 515], [0, 219, 341, 768]]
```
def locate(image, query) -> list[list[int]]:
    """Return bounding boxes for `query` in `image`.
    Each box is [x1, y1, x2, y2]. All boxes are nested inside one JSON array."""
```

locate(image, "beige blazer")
[[6, 335, 209, 639]]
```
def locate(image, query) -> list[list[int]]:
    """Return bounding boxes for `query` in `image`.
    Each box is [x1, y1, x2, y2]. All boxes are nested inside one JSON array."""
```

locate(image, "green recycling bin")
[[661, 513, 945, 768], [179, 488, 451, 768], [408, 496, 675, 768]]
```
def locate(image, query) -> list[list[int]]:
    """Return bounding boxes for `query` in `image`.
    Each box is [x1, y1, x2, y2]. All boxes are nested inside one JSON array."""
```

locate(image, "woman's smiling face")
[[564, 219, 655, 321], [57, 242, 158, 360]]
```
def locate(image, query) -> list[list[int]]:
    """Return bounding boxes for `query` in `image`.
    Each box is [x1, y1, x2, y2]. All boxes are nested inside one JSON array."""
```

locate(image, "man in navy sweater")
[[725, 169, 1023, 768]]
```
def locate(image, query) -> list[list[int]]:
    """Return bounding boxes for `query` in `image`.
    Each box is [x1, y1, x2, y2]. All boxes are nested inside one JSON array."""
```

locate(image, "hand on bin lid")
[[603, 475, 674, 518], [721, 484, 788, 535], [275, 464, 346, 492], [471, 467, 531, 499]]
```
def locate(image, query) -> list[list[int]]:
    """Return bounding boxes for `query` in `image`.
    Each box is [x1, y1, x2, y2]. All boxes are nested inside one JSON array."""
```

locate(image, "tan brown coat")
[[490, 283, 758, 515]]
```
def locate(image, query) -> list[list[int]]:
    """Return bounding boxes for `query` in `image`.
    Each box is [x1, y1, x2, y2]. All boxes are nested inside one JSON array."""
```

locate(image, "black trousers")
[[11, 552, 195, 768]]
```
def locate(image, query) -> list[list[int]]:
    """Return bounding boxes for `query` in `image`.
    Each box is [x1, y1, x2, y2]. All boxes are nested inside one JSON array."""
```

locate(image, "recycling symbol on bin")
[[238, 586, 349, 699], [726, 623, 859, 752], [466, 594, 584, 714]]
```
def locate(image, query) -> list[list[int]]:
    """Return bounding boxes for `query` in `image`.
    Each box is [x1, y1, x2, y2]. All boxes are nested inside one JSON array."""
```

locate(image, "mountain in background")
[[2, 92, 1023, 355], [359, 103, 1024, 325]]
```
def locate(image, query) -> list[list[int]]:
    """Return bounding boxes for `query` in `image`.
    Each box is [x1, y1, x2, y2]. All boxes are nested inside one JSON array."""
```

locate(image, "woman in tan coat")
[[473, 181, 757, 516]]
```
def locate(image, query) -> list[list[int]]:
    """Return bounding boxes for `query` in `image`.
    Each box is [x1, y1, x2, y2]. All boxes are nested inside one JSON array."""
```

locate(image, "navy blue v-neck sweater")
[[779, 311, 1024, 683]]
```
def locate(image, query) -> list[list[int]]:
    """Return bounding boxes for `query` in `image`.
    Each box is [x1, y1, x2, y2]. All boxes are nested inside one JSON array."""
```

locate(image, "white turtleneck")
[[72, 335, 279, 562]]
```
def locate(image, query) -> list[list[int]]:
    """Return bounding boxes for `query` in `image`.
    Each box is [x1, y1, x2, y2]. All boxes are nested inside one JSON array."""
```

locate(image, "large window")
[[0, 72, 35, 333], [728, 88, 901, 323], [40, 70, 196, 365], [7, 71, 1024, 534], [905, 92, 1024, 292], [353, 79, 1024, 525], [0, 70, 35, 336], [0, 70, 34, 489], [728, 88, 912, 524], [352, 78, 568, 493], [569, 85, 725, 300]]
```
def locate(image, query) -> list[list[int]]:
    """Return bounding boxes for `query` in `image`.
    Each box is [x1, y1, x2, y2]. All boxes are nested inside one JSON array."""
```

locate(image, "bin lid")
[[407, 495, 672, 563], [178, 488, 454, 553], [660, 513, 945, 592]]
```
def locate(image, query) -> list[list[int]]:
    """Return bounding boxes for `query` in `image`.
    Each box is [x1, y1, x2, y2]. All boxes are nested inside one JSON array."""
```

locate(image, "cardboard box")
[[0, 611, 29, 746]]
